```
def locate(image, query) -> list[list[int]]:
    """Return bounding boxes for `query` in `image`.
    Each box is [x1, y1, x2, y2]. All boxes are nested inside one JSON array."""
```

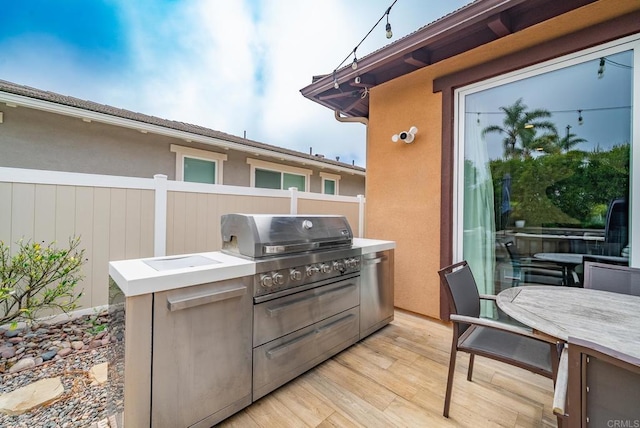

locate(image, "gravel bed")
[[0, 311, 122, 428], [0, 345, 117, 428]]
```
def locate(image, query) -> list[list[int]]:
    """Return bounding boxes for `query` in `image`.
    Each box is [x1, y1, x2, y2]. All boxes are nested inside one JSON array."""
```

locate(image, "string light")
[[385, 7, 393, 39], [597, 58, 605, 79], [596, 57, 632, 79], [466, 105, 630, 116], [466, 105, 633, 129], [330, 0, 398, 90]]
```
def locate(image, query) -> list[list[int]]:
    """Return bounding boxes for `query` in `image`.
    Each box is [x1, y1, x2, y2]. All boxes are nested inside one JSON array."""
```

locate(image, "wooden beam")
[[488, 11, 512, 37], [318, 91, 360, 101], [403, 49, 431, 68], [343, 96, 366, 114]]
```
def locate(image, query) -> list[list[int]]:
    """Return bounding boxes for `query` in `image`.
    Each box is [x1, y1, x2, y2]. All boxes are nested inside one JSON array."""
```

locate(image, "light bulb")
[[597, 58, 605, 79], [385, 22, 393, 39], [352, 58, 358, 70], [333, 79, 339, 90]]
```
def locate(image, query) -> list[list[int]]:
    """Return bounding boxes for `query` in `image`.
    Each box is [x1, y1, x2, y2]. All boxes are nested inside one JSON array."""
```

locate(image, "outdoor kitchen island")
[[108, 225, 394, 428]]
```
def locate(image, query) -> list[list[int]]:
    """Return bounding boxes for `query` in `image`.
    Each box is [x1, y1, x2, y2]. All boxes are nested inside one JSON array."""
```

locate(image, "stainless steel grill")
[[221, 213, 362, 400], [221, 214, 361, 299]]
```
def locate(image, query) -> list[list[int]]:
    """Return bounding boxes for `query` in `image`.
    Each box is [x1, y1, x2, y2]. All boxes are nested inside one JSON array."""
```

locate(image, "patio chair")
[[603, 198, 628, 257], [553, 337, 640, 427], [438, 261, 559, 418], [583, 261, 640, 296], [501, 240, 566, 287]]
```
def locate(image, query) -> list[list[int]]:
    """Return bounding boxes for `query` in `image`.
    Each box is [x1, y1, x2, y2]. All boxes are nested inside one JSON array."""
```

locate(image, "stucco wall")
[[365, 0, 640, 319], [0, 105, 365, 195], [367, 71, 443, 318]]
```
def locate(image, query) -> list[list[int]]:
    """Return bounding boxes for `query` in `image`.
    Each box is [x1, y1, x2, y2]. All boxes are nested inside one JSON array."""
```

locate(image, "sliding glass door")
[[455, 36, 637, 310]]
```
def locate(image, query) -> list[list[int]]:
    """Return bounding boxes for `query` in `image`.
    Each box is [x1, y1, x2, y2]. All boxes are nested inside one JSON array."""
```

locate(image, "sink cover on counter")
[[143, 255, 220, 271]]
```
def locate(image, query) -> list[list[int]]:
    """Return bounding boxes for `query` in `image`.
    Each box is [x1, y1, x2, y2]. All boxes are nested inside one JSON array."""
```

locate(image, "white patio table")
[[496, 286, 640, 359]]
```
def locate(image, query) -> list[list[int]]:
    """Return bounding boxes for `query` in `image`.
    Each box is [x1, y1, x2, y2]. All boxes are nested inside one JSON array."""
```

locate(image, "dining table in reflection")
[[496, 286, 640, 359], [533, 252, 629, 286]]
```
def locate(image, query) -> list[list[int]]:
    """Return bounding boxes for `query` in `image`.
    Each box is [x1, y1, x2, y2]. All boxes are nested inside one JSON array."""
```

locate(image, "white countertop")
[[110, 238, 395, 297], [109, 252, 256, 297], [352, 238, 396, 254]]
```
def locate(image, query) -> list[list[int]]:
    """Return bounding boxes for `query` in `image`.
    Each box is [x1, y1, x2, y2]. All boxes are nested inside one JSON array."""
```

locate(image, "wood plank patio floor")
[[217, 309, 557, 428]]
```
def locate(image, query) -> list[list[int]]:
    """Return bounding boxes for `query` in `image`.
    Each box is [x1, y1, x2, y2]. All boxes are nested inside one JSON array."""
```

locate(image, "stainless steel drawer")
[[253, 275, 360, 347], [252, 307, 359, 401]]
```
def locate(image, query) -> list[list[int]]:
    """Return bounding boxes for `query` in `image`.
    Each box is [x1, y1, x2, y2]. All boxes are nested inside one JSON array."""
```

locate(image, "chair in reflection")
[[496, 240, 565, 290], [603, 198, 628, 256], [553, 337, 640, 427], [438, 261, 558, 418], [583, 261, 640, 296]]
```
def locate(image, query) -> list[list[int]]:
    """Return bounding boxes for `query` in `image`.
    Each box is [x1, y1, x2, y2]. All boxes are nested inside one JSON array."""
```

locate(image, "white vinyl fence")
[[0, 167, 365, 312]]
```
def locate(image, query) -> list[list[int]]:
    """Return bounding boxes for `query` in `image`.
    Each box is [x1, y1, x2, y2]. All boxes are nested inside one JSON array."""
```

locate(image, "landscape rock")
[[0, 377, 64, 416], [9, 357, 36, 373], [57, 348, 72, 357], [41, 350, 57, 361], [89, 362, 108, 385]]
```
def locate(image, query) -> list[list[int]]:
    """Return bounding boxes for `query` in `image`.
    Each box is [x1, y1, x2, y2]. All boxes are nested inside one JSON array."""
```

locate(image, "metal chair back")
[[583, 261, 640, 296], [439, 261, 480, 336]]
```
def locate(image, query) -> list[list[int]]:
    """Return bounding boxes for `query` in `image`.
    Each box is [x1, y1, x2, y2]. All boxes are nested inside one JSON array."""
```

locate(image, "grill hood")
[[221, 214, 353, 258]]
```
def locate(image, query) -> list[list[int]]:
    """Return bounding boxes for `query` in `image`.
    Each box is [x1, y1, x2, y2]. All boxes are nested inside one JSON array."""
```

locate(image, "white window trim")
[[453, 34, 640, 264], [246, 158, 312, 192], [170, 144, 227, 184], [320, 172, 340, 195]]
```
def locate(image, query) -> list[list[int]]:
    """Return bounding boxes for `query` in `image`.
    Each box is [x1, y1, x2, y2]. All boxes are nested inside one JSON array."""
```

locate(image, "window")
[[454, 36, 637, 312], [320, 172, 340, 195], [184, 157, 215, 184], [247, 158, 312, 191], [170, 144, 227, 184], [324, 180, 336, 195]]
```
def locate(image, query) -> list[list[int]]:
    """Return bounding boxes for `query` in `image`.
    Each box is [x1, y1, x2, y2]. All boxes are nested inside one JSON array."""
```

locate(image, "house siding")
[[0, 105, 365, 196], [365, 0, 640, 319]]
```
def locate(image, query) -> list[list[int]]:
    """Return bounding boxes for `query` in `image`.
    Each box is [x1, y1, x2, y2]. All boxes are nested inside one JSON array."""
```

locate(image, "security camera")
[[391, 126, 418, 144]]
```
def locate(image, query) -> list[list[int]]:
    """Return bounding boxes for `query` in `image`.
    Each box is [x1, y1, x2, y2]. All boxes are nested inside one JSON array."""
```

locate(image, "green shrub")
[[0, 237, 86, 326]]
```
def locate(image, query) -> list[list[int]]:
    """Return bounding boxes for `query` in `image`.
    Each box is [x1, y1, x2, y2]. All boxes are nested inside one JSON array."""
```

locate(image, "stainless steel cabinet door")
[[152, 277, 252, 428], [360, 250, 394, 338]]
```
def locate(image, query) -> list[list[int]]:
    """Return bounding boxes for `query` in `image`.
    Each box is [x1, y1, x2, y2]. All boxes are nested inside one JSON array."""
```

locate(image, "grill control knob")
[[260, 275, 273, 288], [332, 261, 345, 272], [290, 269, 302, 281], [345, 258, 357, 269], [306, 265, 319, 276], [320, 264, 331, 273], [272, 273, 285, 285]]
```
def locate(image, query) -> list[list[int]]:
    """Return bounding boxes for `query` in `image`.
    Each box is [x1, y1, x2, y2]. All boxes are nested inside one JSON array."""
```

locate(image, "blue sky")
[[0, 0, 470, 167], [466, 50, 633, 160]]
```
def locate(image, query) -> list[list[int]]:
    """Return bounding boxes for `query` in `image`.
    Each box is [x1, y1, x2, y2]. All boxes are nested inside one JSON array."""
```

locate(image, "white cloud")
[[0, 0, 471, 167]]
